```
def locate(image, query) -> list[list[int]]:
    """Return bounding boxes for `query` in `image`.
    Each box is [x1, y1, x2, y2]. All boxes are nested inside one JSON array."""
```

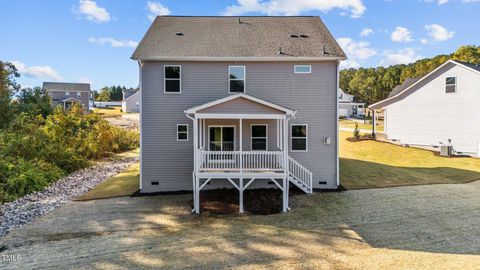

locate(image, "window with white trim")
[[77, 92, 81, 98], [229, 66, 245, 93], [165, 65, 181, 93], [65, 91, 70, 97], [291, 124, 307, 151], [251, 124, 267, 151], [294, 65, 311, 74], [445, 76, 456, 93], [177, 124, 188, 141]]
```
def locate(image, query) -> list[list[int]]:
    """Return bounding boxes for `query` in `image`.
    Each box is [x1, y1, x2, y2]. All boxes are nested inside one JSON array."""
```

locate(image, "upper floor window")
[[165, 65, 181, 93], [77, 92, 81, 98], [445, 76, 456, 93], [229, 66, 245, 93], [65, 92, 70, 97], [291, 124, 308, 152], [294, 65, 311, 74]]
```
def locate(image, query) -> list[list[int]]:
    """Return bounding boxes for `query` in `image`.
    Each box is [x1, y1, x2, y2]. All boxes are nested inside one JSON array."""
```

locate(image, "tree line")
[[340, 45, 480, 105], [94, 85, 136, 102]]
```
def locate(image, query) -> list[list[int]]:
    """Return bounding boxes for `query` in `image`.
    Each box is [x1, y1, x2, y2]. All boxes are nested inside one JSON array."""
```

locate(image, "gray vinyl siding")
[[141, 61, 338, 192], [49, 91, 90, 111]]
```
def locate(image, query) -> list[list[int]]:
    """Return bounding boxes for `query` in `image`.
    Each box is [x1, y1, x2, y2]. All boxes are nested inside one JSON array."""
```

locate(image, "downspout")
[[185, 112, 196, 213], [335, 60, 340, 187]]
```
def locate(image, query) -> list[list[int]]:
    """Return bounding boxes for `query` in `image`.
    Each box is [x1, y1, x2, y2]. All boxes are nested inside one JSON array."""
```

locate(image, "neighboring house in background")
[[338, 88, 365, 118], [43, 82, 90, 111], [132, 16, 346, 213], [370, 60, 480, 157], [122, 88, 141, 113]]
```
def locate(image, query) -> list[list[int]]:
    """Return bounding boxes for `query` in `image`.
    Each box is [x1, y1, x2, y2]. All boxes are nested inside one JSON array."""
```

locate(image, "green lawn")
[[339, 119, 384, 132], [340, 131, 480, 189], [81, 132, 480, 199]]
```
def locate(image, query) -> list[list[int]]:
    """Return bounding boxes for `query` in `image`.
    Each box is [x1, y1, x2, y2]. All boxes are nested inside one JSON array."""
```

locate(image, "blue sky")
[[1, 0, 479, 90]]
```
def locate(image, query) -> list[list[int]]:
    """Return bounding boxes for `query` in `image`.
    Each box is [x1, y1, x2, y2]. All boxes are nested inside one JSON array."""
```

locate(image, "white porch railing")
[[288, 157, 313, 193], [197, 151, 285, 172]]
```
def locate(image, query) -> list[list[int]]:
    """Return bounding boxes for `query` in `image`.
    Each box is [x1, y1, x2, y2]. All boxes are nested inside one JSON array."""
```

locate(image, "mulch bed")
[[191, 188, 303, 215], [347, 134, 375, 142]]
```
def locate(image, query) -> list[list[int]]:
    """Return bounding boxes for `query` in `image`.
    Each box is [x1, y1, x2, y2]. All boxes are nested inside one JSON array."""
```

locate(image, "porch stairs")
[[288, 157, 313, 194]]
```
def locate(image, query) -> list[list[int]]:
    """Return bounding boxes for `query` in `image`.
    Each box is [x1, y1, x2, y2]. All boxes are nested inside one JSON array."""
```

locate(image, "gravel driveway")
[[1, 181, 480, 269]]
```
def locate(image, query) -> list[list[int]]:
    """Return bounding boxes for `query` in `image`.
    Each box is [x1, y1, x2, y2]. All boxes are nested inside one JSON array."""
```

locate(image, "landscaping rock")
[[0, 156, 138, 237]]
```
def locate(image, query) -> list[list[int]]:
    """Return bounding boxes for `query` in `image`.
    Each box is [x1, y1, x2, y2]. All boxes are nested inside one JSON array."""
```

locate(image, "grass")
[[339, 131, 480, 189], [77, 162, 140, 200], [339, 119, 384, 132], [81, 132, 480, 199], [93, 106, 123, 116]]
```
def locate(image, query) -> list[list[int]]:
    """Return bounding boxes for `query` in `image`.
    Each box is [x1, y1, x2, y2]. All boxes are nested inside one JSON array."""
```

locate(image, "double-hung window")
[[251, 125, 267, 151], [177, 124, 188, 141], [165, 65, 181, 93], [291, 124, 308, 151], [65, 92, 70, 97], [229, 66, 245, 93], [445, 76, 456, 93], [77, 92, 81, 98]]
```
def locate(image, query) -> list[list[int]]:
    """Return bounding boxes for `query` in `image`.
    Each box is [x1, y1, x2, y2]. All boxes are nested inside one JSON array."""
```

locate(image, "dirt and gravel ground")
[[1, 180, 480, 269]]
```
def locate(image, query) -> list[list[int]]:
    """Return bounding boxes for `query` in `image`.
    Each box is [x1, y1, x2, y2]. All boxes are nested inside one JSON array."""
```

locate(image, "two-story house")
[[43, 82, 91, 111], [132, 16, 346, 213], [370, 60, 480, 157], [338, 88, 365, 118]]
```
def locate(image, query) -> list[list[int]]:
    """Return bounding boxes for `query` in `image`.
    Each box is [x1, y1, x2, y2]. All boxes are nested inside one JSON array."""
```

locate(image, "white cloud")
[[75, 0, 111, 23], [223, 0, 366, 18], [88, 37, 138, 48], [425, 24, 455, 41], [147, 1, 171, 21], [420, 38, 429, 44], [11, 61, 63, 81], [337, 37, 377, 68], [391, 27, 413, 42], [379, 48, 422, 67], [423, 0, 449, 4], [360, 28, 373, 37]]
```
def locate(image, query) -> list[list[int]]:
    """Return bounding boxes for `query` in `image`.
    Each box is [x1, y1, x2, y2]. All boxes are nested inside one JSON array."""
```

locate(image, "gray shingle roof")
[[387, 77, 420, 98], [132, 16, 346, 60], [452, 60, 480, 72], [43, 82, 90, 92]]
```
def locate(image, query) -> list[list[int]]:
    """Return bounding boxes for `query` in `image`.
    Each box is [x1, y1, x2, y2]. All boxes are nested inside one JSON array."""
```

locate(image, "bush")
[[0, 157, 64, 203], [353, 122, 360, 140], [0, 104, 139, 203]]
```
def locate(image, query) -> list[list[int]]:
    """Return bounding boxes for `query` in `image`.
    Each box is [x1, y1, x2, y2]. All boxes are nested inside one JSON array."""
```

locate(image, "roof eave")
[[131, 56, 346, 62]]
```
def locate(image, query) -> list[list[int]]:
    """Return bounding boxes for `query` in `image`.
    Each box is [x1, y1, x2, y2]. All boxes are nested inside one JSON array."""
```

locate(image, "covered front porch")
[[185, 94, 313, 214]]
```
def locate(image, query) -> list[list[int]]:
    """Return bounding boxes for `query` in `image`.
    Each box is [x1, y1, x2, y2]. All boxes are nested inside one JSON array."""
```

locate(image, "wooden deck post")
[[282, 177, 288, 212], [194, 176, 200, 214]]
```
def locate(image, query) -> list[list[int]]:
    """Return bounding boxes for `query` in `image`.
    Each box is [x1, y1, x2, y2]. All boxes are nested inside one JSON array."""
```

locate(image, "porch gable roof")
[[185, 93, 296, 116]]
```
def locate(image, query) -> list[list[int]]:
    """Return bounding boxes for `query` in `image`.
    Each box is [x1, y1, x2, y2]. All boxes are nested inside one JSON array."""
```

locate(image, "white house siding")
[[122, 91, 141, 113], [141, 61, 339, 192], [385, 62, 480, 155]]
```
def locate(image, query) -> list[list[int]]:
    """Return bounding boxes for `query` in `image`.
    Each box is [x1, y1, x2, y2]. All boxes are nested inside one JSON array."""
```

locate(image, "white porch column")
[[193, 116, 199, 214], [283, 117, 289, 212], [239, 178, 244, 213], [282, 177, 288, 212], [372, 110, 376, 137], [239, 118, 243, 172]]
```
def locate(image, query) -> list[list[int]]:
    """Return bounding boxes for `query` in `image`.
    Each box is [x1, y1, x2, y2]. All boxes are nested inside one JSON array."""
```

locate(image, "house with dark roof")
[[131, 16, 346, 213], [370, 59, 480, 157], [43, 82, 91, 111], [122, 88, 141, 113]]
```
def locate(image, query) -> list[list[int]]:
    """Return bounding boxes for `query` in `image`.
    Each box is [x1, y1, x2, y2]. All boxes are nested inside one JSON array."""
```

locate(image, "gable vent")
[[175, 32, 184, 36]]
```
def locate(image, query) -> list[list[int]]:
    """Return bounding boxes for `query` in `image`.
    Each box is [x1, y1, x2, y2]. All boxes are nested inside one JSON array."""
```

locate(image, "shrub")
[[0, 157, 64, 203], [353, 122, 360, 140]]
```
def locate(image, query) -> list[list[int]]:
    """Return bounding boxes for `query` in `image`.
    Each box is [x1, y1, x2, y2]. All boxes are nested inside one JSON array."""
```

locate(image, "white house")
[[338, 88, 365, 118], [122, 88, 141, 113], [370, 60, 480, 157]]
